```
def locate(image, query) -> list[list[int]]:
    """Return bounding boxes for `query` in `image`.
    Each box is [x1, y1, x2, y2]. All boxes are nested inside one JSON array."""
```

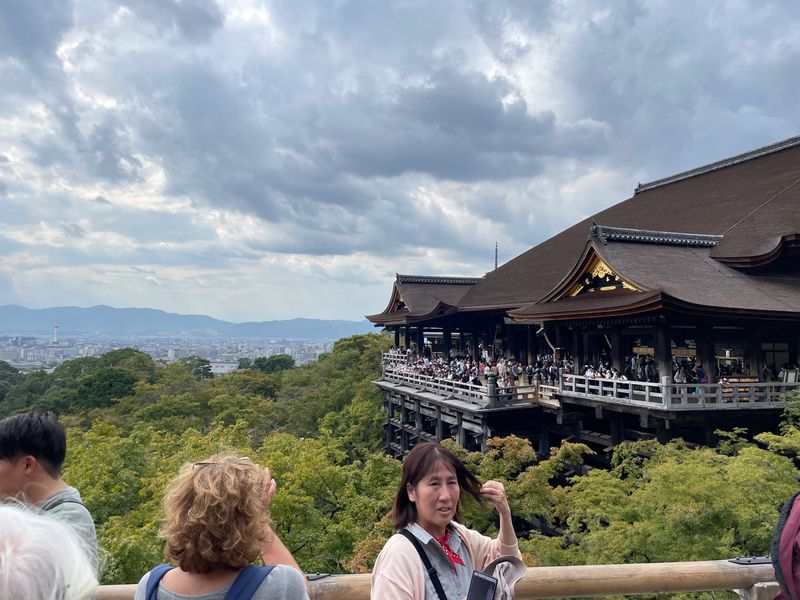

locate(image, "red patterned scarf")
[[434, 529, 465, 570]]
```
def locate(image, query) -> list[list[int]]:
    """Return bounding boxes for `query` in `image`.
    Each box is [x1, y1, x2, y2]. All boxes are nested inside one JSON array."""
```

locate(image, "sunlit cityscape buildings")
[[0, 334, 334, 371]]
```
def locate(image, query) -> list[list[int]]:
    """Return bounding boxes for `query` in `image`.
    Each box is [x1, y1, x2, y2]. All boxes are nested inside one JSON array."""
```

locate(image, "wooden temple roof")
[[366, 274, 481, 325], [459, 135, 800, 313], [368, 135, 800, 325], [508, 235, 800, 323]]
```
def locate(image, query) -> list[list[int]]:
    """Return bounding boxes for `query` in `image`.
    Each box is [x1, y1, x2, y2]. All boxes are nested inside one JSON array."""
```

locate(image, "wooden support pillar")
[[385, 394, 393, 449], [456, 412, 466, 447], [747, 327, 760, 377], [550, 326, 561, 361], [609, 411, 624, 446], [481, 423, 491, 452], [506, 325, 522, 360], [537, 429, 551, 458], [416, 327, 425, 354], [471, 331, 480, 361], [399, 400, 409, 452], [571, 328, 581, 366], [394, 328, 400, 348], [404, 326, 411, 350], [501, 323, 508, 358], [581, 330, 590, 367], [435, 406, 444, 441], [414, 398, 422, 443], [608, 329, 622, 372], [656, 419, 672, 444], [697, 327, 714, 378], [526, 325, 535, 364], [443, 327, 452, 358], [704, 423, 716, 446], [655, 322, 672, 381], [790, 330, 799, 368]]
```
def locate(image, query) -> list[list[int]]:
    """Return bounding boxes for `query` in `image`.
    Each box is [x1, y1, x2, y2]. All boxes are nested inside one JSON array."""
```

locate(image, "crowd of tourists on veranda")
[[384, 346, 748, 391], [385, 347, 577, 392]]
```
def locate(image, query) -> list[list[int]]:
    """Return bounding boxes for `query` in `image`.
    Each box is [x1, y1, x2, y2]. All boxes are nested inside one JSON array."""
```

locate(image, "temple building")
[[368, 135, 800, 458]]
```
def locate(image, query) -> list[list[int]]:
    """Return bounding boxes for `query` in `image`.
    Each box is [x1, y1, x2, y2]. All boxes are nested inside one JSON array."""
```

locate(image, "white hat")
[[482, 555, 526, 599]]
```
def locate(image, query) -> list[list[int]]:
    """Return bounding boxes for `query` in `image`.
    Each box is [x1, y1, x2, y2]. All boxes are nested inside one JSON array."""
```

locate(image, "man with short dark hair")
[[0, 412, 97, 571]]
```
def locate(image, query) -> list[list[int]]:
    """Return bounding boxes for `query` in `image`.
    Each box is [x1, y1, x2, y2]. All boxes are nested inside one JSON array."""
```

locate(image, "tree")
[[75, 367, 137, 409], [252, 354, 295, 374], [278, 334, 389, 436], [0, 370, 53, 416], [0, 360, 23, 403], [521, 438, 798, 566], [180, 355, 213, 380], [65, 420, 256, 584], [256, 433, 400, 573], [51, 357, 102, 385], [100, 348, 156, 383]]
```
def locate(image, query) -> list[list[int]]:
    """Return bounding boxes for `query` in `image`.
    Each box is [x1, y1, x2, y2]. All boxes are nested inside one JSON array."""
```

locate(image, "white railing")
[[560, 374, 667, 407], [667, 381, 798, 410], [381, 354, 799, 411], [382, 368, 489, 406], [380, 353, 538, 407], [560, 375, 797, 410]]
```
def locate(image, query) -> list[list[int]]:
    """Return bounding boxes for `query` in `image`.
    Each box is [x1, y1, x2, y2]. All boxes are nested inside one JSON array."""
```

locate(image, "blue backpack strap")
[[224, 565, 275, 600], [145, 564, 175, 600]]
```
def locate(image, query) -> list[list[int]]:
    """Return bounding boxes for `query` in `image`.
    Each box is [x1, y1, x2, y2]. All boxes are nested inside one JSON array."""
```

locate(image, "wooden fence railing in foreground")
[[97, 559, 778, 599]]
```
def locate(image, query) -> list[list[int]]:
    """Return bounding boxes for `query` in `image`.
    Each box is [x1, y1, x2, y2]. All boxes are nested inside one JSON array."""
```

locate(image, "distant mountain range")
[[0, 305, 376, 339]]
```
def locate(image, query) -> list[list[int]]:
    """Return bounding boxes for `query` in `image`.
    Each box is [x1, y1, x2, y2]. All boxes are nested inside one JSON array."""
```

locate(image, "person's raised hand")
[[262, 467, 277, 509], [480, 480, 511, 519]]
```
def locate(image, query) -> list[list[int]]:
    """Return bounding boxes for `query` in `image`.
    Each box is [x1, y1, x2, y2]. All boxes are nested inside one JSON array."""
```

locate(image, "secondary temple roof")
[[366, 274, 481, 325]]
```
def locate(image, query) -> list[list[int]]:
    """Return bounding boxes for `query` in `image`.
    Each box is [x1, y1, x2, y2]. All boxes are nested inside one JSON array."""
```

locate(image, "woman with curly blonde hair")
[[134, 453, 308, 600]]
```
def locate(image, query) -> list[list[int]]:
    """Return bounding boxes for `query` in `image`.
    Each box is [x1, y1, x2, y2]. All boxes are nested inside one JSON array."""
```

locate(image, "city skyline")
[[1, 1, 798, 322]]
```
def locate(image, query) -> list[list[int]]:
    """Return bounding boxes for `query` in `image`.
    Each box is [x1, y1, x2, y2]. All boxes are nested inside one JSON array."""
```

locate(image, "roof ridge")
[[590, 224, 723, 247], [396, 274, 482, 285], [634, 135, 800, 194]]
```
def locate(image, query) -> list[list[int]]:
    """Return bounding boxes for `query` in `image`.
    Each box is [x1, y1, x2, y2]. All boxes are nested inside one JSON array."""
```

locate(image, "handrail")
[[382, 352, 797, 412], [561, 375, 794, 411], [382, 366, 489, 406], [561, 374, 666, 408], [96, 560, 777, 599], [382, 367, 539, 407]]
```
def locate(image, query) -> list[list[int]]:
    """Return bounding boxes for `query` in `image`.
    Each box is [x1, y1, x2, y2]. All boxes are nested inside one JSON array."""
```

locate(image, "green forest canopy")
[[1, 334, 799, 586]]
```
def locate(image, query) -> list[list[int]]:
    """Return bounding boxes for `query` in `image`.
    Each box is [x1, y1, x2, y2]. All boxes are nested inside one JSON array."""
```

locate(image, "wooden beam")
[[96, 560, 776, 600]]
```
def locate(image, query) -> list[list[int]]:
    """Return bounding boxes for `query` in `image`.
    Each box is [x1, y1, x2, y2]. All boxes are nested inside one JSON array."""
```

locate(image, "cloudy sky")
[[0, 0, 798, 322]]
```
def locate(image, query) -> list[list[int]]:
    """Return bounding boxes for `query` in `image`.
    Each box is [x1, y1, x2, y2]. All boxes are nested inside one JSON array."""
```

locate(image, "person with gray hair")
[[0, 504, 98, 600]]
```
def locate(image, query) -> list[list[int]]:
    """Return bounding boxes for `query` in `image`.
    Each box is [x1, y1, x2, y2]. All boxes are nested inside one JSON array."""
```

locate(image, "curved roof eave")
[[713, 233, 800, 269]]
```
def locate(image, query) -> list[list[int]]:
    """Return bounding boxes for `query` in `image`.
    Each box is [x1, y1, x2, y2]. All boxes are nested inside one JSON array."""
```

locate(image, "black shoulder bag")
[[399, 529, 448, 600]]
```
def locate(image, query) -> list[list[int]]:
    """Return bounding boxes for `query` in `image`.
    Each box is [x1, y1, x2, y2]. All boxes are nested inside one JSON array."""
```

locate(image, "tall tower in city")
[[52, 323, 59, 346]]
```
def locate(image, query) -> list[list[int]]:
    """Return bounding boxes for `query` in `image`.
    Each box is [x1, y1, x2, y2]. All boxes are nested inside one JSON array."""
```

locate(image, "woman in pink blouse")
[[371, 442, 520, 600]]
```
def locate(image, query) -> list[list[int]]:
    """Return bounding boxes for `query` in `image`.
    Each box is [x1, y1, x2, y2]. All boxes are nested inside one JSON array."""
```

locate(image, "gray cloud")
[[0, 0, 74, 70], [1, 0, 798, 319], [552, 0, 800, 176], [118, 0, 224, 42], [469, 0, 560, 62], [85, 117, 143, 181], [58, 222, 87, 239]]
